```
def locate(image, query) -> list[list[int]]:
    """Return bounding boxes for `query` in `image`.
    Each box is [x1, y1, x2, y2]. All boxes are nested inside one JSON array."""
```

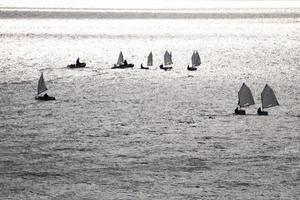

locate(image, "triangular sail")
[[164, 51, 173, 65], [169, 51, 173, 64], [164, 51, 170, 65], [191, 51, 196, 66], [238, 83, 255, 107], [117, 51, 124, 65], [261, 84, 279, 109], [37, 73, 47, 95], [195, 51, 201, 66], [147, 52, 153, 66]]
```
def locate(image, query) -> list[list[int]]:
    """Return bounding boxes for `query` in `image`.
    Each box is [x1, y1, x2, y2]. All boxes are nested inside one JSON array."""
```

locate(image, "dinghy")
[[67, 58, 86, 68], [160, 50, 173, 70], [141, 52, 152, 70], [141, 52, 152, 69], [112, 51, 134, 69], [35, 73, 55, 101], [257, 84, 279, 115], [187, 51, 201, 71], [235, 83, 255, 115], [67, 63, 86, 68]]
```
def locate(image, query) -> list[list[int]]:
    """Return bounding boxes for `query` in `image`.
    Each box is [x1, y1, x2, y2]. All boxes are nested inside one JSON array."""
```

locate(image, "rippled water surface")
[[0, 9, 300, 200]]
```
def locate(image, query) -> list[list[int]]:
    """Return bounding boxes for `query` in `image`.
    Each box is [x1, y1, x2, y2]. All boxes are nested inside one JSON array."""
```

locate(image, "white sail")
[[147, 52, 153, 66], [261, 84, 279, 109], [238, 83, 255, 107], [37, 73, 47, 95], [195, 51, 201, 66], [117, 51, 124, 65]]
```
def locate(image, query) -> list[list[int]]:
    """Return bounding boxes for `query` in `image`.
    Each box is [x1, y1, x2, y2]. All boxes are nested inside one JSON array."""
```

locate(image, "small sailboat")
[[67, 57, 86, 68], [35, 73, 55, 101], [159, 50, 173, 70], [234, 83, 255, 115], [257, 84, 279, 115], [112, 51, 134, 69], [187, 51, 201, 71], [141, 52, 152, 69]]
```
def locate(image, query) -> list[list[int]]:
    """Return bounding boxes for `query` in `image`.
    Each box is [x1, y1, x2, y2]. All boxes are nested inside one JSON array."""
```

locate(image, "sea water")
[[0, 7, 299, 200]]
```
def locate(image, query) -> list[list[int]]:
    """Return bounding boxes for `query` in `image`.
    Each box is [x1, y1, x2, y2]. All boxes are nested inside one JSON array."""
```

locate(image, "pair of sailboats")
[[142, 51, 173, 70], [235, 83, 279, 115], [35, 73, 55, 101], [187, 51, 201, 71], [112, 51, 134, 69]]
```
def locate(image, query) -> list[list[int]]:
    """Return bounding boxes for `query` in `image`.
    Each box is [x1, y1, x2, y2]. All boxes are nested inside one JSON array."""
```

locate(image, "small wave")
[[54, 147, 93, 152], [15, 171, 63, 178], [10, 80, 31, 85]]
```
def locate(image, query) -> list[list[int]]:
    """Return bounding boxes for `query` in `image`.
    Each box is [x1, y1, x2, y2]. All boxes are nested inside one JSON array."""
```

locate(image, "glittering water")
[[0, 8, 299, 200]]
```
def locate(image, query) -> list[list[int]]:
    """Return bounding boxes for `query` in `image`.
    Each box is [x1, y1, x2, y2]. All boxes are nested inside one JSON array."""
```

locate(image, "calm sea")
[[0, 7, 299, 199]]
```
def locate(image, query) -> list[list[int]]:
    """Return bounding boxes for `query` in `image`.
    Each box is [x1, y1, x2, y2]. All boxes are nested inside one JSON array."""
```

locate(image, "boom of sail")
[[117, 51, 124, 65], [37, 73, 47, 95], [147, 52, 153, 66], [238, 83, 255, 107], [261, 84, 279, 109]]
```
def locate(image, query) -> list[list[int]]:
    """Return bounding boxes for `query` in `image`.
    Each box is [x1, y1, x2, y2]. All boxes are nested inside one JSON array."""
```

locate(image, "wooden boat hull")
[[187, 66, 197, 71], [67, 63, 86, 68], [159, 64, 172, 71], [35, 96, 56, 101], [235, 110, 246, 115], [112, 64, 134, 69], [257, 111, 268, 115]]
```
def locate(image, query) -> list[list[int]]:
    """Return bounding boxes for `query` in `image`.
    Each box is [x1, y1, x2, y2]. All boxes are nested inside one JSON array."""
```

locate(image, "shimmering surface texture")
[[0, 9, 300, 199]]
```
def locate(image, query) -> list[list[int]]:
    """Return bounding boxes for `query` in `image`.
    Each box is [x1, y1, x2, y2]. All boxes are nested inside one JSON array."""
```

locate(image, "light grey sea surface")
[[0, 8, 300, 200]]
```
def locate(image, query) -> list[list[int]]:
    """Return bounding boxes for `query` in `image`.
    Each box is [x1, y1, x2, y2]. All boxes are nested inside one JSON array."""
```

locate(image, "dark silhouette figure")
[[235, 107, 239, 114], [257, 107, 268, 115], [44, 93, 49, 98], [124, 60, 128, 65], [76, 58, 80, 66], [235, 107, 245, 115]]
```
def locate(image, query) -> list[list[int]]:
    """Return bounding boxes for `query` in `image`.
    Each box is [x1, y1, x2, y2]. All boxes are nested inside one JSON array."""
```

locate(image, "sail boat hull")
[[141, 65, 149, 70], [35, 96, 56, 101], [257, 109, 268, 115], [187, 65, 197, 71], [67, 63, 86, 68], [159, 64, 172, 71], [235, 109, 246, 115], [112, 63, 134, 69]]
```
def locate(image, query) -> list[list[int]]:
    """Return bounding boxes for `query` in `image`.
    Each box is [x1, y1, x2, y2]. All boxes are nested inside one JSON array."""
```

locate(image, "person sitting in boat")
[[235, 107, 239, 114], [123, 59, 128, 66], [44, 93, 49, 98], [76, 57, 80, 66]]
